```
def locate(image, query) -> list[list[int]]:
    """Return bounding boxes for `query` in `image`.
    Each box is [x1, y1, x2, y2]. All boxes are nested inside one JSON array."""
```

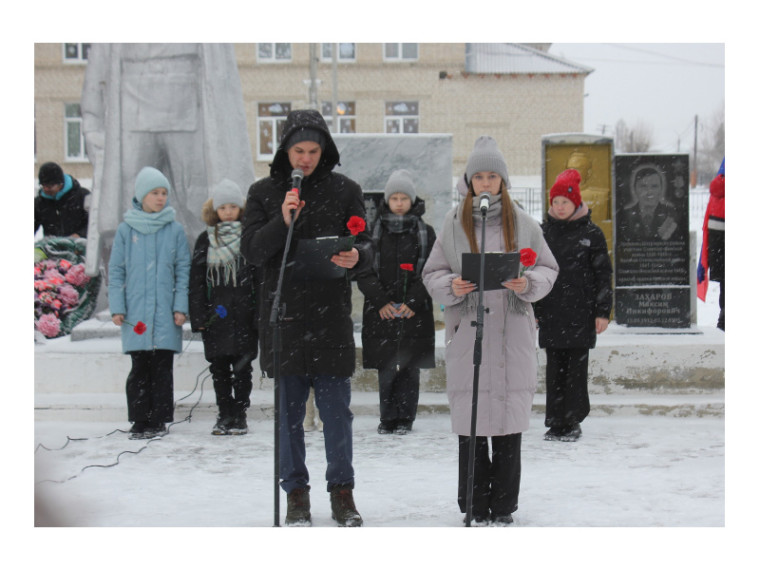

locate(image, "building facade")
[[34, 42, 591, 186]]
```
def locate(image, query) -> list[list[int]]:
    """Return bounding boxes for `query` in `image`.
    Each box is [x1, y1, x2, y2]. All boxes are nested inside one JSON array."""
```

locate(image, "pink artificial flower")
[[34, 265, 43, 278], [44, 269, 65, 284], [34, 280, 52, 292], [58, 259, 72, 272], [64, 264, 90, 287], [36, 313, 61, 338], [58, 284, 80, 307]]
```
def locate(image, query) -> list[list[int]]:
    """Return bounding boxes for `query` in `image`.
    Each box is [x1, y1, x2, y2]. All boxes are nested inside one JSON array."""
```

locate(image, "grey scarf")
[[206, 221, 242, 286], [440, 195, 544, 314]]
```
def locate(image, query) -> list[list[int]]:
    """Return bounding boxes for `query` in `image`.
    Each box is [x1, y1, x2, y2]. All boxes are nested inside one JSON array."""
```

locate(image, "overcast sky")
[[549, 43, 725, 154]]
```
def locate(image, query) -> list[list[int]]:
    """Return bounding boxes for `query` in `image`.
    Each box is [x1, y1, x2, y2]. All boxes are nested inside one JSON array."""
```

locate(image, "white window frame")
[[257, 102, 292, 160], [257, 43, 292, 63], [64, 103, 87, 162], [320, 43, 357, 63], [62, 43, 91, 64], [321, 101, 356, 134], [383, 43, 418, 62], [384, 101, 419, 134]]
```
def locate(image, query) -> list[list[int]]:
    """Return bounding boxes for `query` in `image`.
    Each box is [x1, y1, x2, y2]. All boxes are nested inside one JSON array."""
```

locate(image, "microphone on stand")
[[479, 193, 491, 215]]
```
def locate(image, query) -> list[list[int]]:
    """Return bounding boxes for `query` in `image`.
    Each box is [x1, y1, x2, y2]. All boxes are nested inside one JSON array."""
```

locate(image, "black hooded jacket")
[[534, 209, 612, 349], [241, 110, 372, 377], [34, 177, 90, 237]]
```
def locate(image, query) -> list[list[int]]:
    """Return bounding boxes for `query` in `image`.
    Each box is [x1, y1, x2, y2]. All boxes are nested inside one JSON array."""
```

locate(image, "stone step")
[[34, 389, 724, 423]]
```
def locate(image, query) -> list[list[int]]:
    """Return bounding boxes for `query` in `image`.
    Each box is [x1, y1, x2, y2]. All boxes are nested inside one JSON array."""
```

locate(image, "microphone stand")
[[269, 180, 300, 527], [465, 202, 489, 527]]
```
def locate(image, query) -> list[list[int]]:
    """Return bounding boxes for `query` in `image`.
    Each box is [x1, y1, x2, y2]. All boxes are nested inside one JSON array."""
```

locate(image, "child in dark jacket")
[[189, 179, 259, 435], [534, 169, 612, 442], [357, 170, 436, 435]]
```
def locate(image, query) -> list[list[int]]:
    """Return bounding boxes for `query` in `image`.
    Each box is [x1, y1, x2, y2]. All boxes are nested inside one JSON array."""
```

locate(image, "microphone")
[[291, 169, 304, 195], [479, 193, 491, 214]]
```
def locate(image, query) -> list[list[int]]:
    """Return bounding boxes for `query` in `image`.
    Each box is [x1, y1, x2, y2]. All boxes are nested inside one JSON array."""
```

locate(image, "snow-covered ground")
[[26, 187, 750, 569]]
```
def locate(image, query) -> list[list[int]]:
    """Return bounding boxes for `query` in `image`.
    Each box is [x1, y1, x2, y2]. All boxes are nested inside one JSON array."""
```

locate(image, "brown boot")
[[330, 485, 363, 527], [285, 486, 311, 526]]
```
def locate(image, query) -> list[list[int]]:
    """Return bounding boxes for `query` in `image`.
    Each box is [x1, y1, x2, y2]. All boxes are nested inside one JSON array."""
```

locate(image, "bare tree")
[[699, 105, 725, 182], [614, 119, 653, 152]]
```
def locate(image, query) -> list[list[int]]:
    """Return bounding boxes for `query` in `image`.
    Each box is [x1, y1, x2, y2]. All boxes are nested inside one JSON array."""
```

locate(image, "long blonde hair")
[[460, 180, 516, 253]]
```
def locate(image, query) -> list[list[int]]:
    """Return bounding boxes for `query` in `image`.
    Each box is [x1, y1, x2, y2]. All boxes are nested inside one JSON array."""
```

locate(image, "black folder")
[[291, 236, 354, 280], [461, 252, 520, 291]]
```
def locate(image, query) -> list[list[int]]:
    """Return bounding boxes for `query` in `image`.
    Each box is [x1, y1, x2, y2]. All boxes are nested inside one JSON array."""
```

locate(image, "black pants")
[[457, 434, 522, 517], [126, 349, 175, 423], [378, 366, 420, 426], [544, 347, 590, 429], [717, 280, 725, 331], [209, 353, 255, 416]]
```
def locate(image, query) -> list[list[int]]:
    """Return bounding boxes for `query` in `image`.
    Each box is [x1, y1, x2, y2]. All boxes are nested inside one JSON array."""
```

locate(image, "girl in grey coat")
[[422, 137, 558, 525]]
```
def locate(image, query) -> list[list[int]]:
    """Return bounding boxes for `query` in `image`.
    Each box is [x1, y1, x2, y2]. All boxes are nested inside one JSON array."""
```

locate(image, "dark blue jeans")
[[279, 375, 354, 494]]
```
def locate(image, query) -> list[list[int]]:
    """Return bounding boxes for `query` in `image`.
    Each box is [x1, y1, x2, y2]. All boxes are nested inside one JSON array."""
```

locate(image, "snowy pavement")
[[35, 412, 724, 528]]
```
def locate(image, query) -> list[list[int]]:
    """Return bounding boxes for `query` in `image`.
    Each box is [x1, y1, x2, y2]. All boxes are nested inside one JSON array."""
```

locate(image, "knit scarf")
[[440, 194, 544, 315], [206, 221, 242, 286], [124, 201, 177, 234]]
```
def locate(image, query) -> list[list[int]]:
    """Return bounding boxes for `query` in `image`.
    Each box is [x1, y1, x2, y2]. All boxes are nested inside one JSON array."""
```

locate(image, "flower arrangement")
[[34, 257, 92, 338], [519, 248, 537, 276]]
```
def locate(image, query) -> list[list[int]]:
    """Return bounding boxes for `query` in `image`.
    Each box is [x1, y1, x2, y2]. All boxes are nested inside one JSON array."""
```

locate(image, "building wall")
[[34, 42, 585, 187]]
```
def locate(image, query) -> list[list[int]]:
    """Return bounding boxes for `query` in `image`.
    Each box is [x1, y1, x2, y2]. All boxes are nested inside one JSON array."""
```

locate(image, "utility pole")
[[308, 43, 319, 110], [331, 43, 339, 134], [692, 115, 698, 187]]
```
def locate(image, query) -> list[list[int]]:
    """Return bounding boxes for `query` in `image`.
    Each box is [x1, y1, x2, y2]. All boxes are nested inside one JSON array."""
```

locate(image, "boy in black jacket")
[[534, 169, 612, 442]]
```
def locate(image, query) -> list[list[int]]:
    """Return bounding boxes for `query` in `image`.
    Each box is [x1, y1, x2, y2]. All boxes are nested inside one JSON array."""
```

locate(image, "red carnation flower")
[[519, 248, 537, 268], [400, 263, 414, 272], [133, 321, 147, 335], [347, 216, 366, 236]]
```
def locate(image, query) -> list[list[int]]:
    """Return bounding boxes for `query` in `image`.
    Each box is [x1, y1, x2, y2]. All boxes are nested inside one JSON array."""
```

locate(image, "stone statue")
[[81, 43, 255, 275]]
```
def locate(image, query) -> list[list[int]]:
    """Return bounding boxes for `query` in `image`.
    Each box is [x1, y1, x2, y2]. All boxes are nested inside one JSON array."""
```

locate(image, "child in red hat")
[[534, 168, 613, 442]]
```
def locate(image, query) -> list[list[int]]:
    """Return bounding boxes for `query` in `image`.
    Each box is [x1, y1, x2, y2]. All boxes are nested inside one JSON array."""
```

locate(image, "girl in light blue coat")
[[108, 166, 191, 439]]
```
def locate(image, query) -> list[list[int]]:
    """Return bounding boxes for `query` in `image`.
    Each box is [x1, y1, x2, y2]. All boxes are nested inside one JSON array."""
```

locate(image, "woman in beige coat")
[[422, 137, 558, 525]]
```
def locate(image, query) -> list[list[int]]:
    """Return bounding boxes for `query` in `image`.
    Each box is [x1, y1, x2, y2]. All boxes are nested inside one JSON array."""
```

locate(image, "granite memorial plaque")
[[332, 133, 453, 236], [614, 154, 691, 327]]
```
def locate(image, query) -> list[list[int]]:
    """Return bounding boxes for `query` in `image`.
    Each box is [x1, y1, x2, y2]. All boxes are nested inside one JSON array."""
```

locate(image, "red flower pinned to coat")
[[347, 216, 366, 236]]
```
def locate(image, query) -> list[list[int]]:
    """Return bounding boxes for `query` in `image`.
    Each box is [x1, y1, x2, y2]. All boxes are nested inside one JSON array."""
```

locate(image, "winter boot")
[[128, 421, 148, 440], [558, 423, 582, 442], [394, 421, 413, 435], [544, 426, 568, 441], [377, 421, 396, 435], [285, 486, 312, 526], [462, 513, 490, 526], [144, 422, 167, 438], [490, 514, 514, 526], [211, 414, 230, 436], [227, 411, 248, 435], [330, 485, 363, 527]]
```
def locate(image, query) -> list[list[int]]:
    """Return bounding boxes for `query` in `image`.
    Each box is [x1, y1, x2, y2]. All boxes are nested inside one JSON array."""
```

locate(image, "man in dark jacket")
[[34, 162, 90, 238], [241, 110, 371, 527]]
